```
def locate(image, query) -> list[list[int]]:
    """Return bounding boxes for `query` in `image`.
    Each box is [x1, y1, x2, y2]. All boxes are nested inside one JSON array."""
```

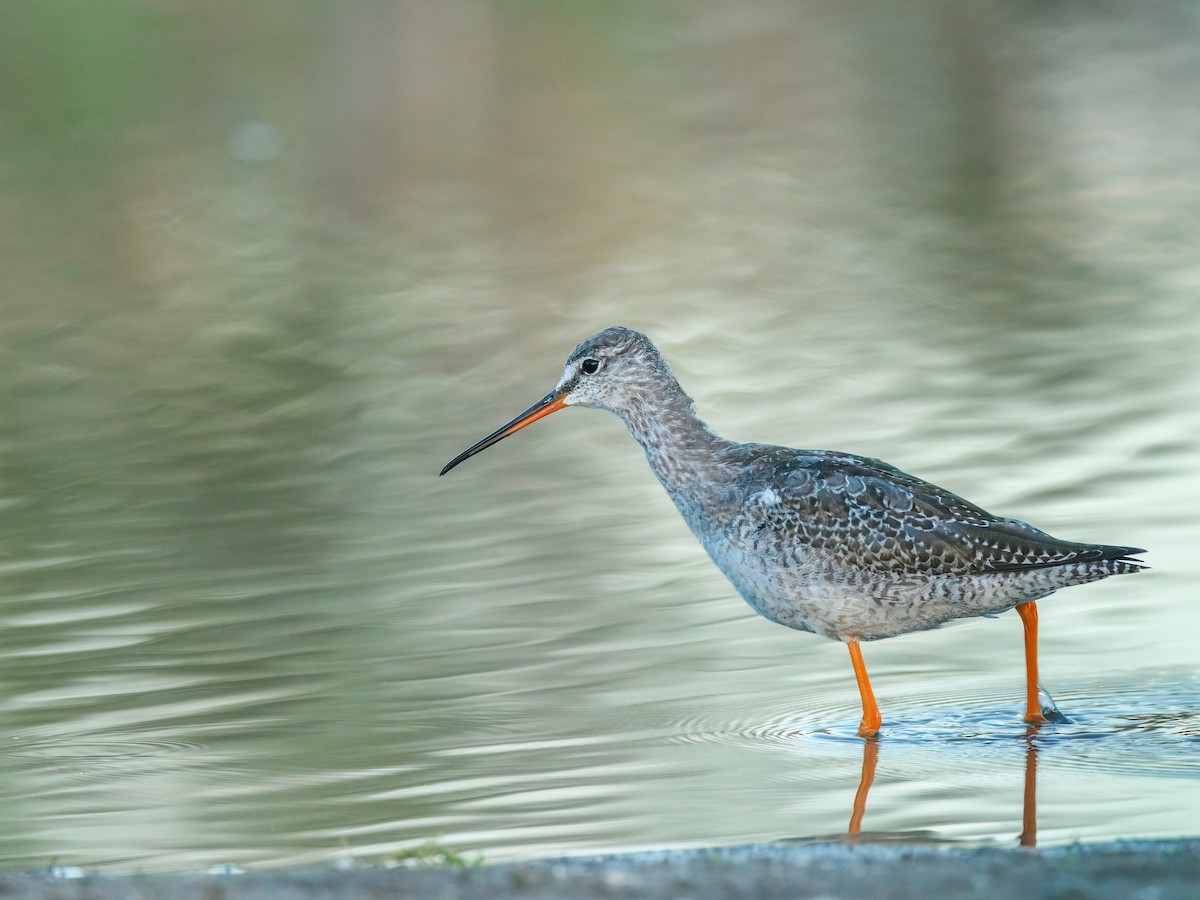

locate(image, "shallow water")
[[0, 0, 1198, 873]]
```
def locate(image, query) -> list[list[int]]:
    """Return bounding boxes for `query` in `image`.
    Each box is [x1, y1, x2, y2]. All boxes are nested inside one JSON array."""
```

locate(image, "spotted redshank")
[[440, 327, 1145, 737]]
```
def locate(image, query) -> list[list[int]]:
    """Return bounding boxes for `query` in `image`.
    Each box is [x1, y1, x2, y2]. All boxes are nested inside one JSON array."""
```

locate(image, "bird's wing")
[[729, 450, 1141, 576]]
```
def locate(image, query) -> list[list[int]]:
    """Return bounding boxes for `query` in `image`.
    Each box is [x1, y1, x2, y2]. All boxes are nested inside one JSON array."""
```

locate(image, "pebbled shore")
[[2, 841, 1198, 900]]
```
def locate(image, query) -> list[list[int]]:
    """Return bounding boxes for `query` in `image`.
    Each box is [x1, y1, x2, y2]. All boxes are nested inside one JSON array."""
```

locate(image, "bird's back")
[[732, 447, 1141, 574]]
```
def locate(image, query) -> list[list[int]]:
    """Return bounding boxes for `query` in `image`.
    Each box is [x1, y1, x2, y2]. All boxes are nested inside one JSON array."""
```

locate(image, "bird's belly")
[[702, 540, 1046, 642]]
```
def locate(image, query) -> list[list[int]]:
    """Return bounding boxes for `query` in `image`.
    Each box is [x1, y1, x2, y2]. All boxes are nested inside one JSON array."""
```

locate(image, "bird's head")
[[439, 326, 672, 475]]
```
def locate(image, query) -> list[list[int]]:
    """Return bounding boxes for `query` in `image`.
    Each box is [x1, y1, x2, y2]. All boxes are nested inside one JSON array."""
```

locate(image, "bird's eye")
[[580, 357, 601, 375]]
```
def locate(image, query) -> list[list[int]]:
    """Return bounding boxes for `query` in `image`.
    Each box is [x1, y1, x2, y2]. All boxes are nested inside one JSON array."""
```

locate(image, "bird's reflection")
[[844, 726, 1044, 846], [1018, 726, 1040, 848], [847, 738, 879, 834]]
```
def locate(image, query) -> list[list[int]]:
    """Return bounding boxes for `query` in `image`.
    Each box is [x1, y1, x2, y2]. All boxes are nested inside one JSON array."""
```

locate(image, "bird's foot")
[[1026, 682, 1070, 725], [856, 721, 881, 740]]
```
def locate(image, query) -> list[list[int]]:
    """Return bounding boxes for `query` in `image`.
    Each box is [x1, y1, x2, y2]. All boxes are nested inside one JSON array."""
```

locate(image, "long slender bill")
[[439, 390, 569, 476]]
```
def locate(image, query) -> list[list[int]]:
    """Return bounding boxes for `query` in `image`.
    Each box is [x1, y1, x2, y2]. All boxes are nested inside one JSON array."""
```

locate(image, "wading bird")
[[440, 327, 1145, 737]]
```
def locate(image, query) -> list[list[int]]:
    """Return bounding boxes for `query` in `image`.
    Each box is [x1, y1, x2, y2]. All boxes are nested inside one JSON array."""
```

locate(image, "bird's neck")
[[619, 384, 733, 493]]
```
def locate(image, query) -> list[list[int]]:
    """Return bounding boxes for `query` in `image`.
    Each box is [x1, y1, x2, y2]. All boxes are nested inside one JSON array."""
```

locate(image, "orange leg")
[[847, 641, 881, 738], [1016, 602, 1048, 725]]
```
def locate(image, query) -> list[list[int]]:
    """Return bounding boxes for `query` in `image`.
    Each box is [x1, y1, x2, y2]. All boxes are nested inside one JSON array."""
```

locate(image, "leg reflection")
[[1019, 726, 1040, 848], [847, 738, 880, 835], [842, 730, 1042, 844]]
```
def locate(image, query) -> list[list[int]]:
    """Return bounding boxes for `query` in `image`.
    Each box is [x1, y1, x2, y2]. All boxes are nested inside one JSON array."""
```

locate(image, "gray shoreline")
[[4, 840, 1198, 899]]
